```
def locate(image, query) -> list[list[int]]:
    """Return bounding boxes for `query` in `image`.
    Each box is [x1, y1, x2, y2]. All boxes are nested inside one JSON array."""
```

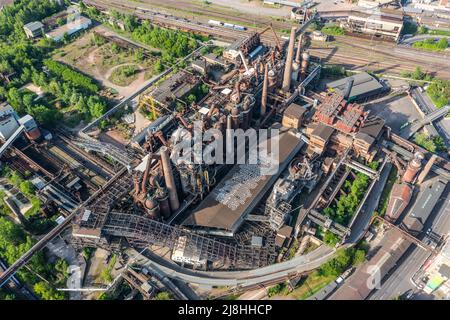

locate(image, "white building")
[[423, 238, 450, 298], [45, 15, 92, 42], [0, 103, 19, 141], [171, 236, 207, 268], [342, 9, 404, 41]]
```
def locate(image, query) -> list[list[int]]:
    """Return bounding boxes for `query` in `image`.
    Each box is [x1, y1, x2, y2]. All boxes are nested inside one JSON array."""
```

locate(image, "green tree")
[[56, 17, 65, 26], [323, 231, 339, 247], [154, 291, 171, 300], [153, 60, 164, 73], [19, 180, 35, 196], [33, 281, 65, 300], [55, 259, 69, 278]]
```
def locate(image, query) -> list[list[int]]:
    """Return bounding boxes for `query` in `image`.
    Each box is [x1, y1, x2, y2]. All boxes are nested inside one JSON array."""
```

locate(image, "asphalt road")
[[413, 89, 450, 148], [126, 245, 336, 288]]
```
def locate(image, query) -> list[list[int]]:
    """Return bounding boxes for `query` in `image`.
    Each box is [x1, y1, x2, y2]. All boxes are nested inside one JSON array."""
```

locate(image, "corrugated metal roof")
[[326, 73, 384, 101], [184, 131, 303, 232], [23, 21, 44, 31]]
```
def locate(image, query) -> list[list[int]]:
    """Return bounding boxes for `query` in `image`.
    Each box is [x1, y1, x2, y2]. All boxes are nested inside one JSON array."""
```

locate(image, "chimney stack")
[[295, 34, 303, 64], [160, 146, 180, 212], [282, 26, 297, 92]]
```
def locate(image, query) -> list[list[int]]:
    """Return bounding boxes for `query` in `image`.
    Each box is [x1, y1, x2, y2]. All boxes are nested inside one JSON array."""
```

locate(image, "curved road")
[[128, 245, 336, 287]]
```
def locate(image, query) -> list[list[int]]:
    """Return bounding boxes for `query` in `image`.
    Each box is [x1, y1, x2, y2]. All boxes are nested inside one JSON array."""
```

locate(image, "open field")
[[53, 25, 160, 97]]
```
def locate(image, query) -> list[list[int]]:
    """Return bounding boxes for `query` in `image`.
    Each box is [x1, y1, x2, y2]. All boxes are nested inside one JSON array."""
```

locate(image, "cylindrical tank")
[[145, 195, 160, 219], [291, 62, 300, 82], [300, 52, 310, 80], [160, 146, 180, 212], [268, 69, 277, 90], [231, 107, 240, 129], [157, 190, 171, 219]]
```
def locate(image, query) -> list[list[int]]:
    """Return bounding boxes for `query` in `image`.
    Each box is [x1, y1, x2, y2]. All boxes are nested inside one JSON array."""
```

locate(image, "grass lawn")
[[290, 272, 336, 300], [109, 64, 140, 86], [376, 166, 398, 217]]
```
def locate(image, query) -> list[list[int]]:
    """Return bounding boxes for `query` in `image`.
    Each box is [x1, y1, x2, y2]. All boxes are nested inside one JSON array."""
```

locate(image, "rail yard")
[[0, 0, 450, 303]]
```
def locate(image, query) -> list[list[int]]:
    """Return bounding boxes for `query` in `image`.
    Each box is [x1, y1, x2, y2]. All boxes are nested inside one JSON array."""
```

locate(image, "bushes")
[[101, 254, 117, 284], [426, 79, 450, 108], [109, 65, 139, 86], [323, 230, 340, 247], [292, 247, 367, 300], [33, 281, 65, 300], [0, 0, 62, 41], [154, 291, 172, 300], [318, 248, 365, 277], [414, 132, 447, 153], [131, 21, 198, 60], [412, 38, 448, 52], [323, 168, 373, 226], [402, 21, 418, 35], [267, 282, 290, 297], [321, 25, 345, 36], [321, 65, 347, 79]]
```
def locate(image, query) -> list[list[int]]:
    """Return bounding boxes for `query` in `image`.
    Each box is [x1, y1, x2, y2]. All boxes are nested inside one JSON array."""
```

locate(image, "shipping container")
[[208, 19, 222, 26]]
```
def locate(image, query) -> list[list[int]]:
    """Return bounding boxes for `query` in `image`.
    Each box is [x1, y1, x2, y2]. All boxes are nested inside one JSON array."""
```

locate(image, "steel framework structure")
[[102, 212, 276, 269], [73, 139, 133, 170]]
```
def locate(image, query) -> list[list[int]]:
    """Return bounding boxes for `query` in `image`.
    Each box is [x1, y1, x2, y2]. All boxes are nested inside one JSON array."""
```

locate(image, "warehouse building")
[[45, 16, 91, 42], [183, 131, 304, 236], [341, 9, 404, 42], [23, 21, 44, 39], [401, 179, 447, 235], [326, 72, 387, 102]]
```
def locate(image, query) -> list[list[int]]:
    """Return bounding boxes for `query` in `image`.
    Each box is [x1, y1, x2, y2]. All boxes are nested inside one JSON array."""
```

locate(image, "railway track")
[[55, 129, 116, 177], [334, 36, 450, 78], [84, 0, 284, 46], [0, 167, 129, 288], [309, 47, 422, 75]]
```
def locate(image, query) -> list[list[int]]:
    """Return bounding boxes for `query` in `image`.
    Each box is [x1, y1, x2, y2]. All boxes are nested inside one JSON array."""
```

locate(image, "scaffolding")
[[101, 212, 276, 269], [78, 172, 134, 231]]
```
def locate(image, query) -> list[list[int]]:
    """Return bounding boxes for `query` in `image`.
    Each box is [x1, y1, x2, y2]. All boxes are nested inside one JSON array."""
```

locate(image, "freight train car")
[[208, 20, 247, 31]]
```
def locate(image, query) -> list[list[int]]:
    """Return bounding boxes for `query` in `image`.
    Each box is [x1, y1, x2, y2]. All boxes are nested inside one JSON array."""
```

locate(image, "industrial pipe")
[[160, 146, 180, 211], [261, 63, 268, 117]]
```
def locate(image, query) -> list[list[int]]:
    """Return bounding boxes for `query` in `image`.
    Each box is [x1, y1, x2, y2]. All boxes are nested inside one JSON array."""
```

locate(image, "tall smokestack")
[[160, 146, 180, 211], [282, 26, 297, 92], [261, 63, 268, 117], [295, 34, 303, 64]]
